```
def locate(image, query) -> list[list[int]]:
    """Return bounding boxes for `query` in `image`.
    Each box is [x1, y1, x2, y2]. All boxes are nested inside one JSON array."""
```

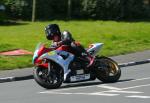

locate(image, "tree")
[[0, 0, 6, 22], [1, 0, 150, 21], [67, 0, 72, 19], [81, 0, 97, 18], [32, 0, 36, 22]]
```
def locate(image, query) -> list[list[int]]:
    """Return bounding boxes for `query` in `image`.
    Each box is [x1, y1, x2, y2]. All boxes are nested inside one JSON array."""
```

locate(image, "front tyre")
[[94, 56, 121, 83], [33, 66, 63, 89]]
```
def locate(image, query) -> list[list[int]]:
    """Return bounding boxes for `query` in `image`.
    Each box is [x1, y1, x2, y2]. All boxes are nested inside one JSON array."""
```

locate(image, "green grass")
[[0, 20, 150, 70]]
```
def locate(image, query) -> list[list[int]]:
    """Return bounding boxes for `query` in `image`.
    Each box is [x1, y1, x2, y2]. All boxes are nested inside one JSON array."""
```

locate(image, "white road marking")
[[97, 82, 150, 92], [40, 92, 72, 95], [117, 77, 150, 84], [126, 95, 150, 99], [131, 77, 150, 81], [39, 76, 150, 98], [39, 84, 105, 93], [97, 85, 122, 90], [88, 92, 119, 96], [39, 83, 150, 95], [39, 77, 150, 93], [121, 83, 150, 90], [40, 91, 119, 96], [105, 90, 143, 94]]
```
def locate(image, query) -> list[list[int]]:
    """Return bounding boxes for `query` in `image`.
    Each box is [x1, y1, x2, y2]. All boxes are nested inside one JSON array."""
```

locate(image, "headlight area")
[[34, 58, 48, 67]]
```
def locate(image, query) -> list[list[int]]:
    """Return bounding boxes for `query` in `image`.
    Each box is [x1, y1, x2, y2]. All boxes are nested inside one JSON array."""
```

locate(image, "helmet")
[[61, 31, 74, 41], [45, 24, 61, 40]]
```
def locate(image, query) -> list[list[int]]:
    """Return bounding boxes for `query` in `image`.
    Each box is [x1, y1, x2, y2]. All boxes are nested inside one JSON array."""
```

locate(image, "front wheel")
[[94, 56, 121, 83], [33, 64, 63, 89]]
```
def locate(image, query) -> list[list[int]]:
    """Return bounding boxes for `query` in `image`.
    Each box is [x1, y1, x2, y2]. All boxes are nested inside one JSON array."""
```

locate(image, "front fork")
[[47, 62, 57, 81], [47, 62, 51, 76]]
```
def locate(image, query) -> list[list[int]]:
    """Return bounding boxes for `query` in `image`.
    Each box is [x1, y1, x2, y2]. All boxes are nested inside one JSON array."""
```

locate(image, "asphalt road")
[[0, 63, 150, 103]]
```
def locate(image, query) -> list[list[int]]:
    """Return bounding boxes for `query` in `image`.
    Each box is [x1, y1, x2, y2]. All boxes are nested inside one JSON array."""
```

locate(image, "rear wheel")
[[94, 56, 121, 83], [33, 62, 63, 89]]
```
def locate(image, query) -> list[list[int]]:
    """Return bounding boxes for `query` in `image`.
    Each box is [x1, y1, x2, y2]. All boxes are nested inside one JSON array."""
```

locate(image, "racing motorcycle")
[[32, 42, 121, 89]]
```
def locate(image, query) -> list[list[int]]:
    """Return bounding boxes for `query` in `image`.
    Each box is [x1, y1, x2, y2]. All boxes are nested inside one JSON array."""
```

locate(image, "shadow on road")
[[118, 79, 134, 83], [60, 81, 103, 89], [50, 79, 134, 90]]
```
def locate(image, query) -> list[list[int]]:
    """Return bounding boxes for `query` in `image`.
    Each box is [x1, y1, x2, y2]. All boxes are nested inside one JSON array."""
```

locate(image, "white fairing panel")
[[87, 43, 104, 56], [39, 50, 74, 80]]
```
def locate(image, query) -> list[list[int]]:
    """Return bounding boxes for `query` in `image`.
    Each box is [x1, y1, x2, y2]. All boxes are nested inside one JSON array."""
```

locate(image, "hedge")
[[1, 0, 150, 20]]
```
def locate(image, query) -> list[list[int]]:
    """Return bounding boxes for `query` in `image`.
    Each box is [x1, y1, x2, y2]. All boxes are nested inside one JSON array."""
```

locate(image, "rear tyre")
[[33, 64, 63, 89], [94, 56, 121, 83]]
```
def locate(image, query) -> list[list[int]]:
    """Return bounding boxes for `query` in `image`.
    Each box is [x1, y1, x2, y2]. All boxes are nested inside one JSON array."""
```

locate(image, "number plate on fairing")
[[70, 74, 90, 82], [76, 70, 84, 74]]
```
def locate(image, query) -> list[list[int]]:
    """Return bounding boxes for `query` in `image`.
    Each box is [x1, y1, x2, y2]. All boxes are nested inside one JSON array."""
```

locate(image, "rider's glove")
[[51, 42, 58, 47]]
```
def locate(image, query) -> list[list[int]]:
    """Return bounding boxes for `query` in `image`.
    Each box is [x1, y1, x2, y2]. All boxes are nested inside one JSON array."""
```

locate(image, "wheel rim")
[[96, 58, 119, 77], [102, 59, 119, 76], [37, 68, 62, 85]]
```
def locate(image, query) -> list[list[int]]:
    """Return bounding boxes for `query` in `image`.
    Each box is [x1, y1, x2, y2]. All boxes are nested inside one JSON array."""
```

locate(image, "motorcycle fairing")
[[39, 50, 74, 80], [32, 43, 51, 64], [32, 49, 38, 63]]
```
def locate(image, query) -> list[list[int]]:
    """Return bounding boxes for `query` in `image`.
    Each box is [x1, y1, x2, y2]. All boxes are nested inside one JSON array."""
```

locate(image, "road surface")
[[0, 63, 150, 103]]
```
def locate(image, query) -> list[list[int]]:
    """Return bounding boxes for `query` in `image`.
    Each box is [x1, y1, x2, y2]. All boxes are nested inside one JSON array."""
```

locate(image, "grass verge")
[[0, 20, 150, 70]]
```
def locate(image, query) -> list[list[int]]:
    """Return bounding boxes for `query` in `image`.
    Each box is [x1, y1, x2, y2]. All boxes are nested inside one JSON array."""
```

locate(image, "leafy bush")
[[0, 1, 6, 22], [2, 0, 150, 20]]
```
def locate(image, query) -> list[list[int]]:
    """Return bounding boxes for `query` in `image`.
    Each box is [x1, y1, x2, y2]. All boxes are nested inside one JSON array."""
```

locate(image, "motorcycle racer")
[[45, 24, 88, 57], [32, 24, 121, 89]]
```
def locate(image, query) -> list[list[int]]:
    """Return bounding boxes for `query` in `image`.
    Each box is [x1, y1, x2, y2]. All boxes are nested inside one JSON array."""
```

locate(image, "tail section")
[[87, 43, 104, 56]]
